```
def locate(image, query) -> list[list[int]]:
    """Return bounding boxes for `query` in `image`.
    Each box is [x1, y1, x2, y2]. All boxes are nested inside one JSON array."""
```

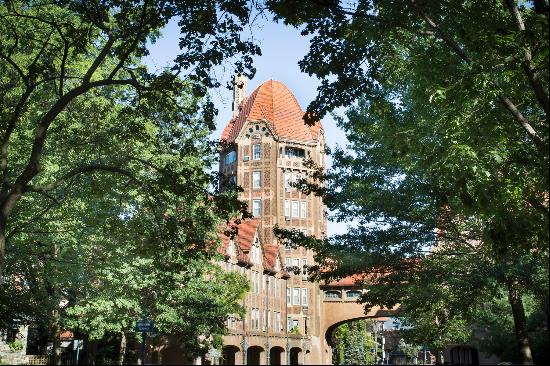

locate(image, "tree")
[[269, 1, 548, 364], [332, 320, 376, 365], [0, 0, 258, 362], [0, 0, 261, 276]]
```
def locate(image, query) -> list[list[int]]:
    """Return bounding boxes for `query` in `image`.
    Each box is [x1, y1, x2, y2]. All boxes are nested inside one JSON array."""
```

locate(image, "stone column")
[[241, 338, 248, 365], [265, 339, 271, 365]]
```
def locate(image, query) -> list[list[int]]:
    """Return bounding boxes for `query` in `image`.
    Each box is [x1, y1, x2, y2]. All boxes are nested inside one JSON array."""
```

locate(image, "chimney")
[[232, 74, 248, 117]]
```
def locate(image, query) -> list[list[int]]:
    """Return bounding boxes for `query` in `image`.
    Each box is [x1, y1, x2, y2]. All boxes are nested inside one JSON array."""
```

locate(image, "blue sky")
[[144, 18, 350, 235]]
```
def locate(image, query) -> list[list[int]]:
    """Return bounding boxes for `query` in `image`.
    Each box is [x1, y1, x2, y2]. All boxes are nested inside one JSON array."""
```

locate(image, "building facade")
[[218, 77, 328, 365]]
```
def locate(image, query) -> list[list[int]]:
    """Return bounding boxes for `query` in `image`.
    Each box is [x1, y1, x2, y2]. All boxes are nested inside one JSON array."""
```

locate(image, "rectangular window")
[[253, 171, 261, 188], [292, 201, 299, 218], [302, 288, 308, 306], [293, 287, 300, 305], [287, 288, 291, 305], [284, 200, 290, 217], [292, 258, 300, 269], [253, 199, 261, 217], [287, 317, 292, 332], [301, 201, 307, 218], [292, 319, 299, 333], [253, 144, 261, 160], [302, 258, 308, 280], [224, 150, 237, 165], [284, 172, 291, 190], [276, 312, 281, 332], [267, 310, 271, 331]]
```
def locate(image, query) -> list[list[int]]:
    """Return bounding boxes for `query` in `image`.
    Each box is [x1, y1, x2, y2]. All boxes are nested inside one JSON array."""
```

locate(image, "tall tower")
[[220, 79, 327, 352]]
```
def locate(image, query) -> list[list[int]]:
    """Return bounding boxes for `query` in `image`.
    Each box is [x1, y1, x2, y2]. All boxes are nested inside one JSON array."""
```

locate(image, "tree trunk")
[[507, 279, 534, 365], [0, 224, 6, 279], [118, 332, 127, 365], [50, 309, 62, 365]]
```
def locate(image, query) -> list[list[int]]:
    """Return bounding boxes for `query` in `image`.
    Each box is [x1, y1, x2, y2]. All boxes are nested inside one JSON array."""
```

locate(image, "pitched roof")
[[221, 79, 323, 143], [262, 244, 280, 272]]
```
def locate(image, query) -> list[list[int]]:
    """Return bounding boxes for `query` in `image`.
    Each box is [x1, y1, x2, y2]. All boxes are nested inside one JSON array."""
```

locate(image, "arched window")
[[346, 290, 362, 298], [324, 290, 341, 299]]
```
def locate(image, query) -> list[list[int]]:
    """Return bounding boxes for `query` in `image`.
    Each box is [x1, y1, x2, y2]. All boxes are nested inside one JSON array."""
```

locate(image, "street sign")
[[135, 319, 155, 332]]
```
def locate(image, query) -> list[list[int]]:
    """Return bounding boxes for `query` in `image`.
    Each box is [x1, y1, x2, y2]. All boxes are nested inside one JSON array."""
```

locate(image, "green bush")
[[8, 339, 24, 352]]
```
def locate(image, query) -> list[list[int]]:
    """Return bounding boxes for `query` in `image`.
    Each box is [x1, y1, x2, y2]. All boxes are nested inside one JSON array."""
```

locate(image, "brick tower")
[[220, 77, 327, 362]]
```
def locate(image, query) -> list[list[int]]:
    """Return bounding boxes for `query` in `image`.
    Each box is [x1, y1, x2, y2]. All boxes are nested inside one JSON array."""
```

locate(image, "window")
[[284, 200, 290, 217], [285, 257, 291, 271], [224, 150, 236, 165], [253, 171, 261, 188], [292, 319, 299, 333], [325, 290, 342, 299], [302, 288, 308, 306], [347, 290, 362, 299], [293, 287, 300, 305], [287, 317, 292, 332], [292, 258, 300, 273], [253, 199, 261, 217], [229, 175, 237, 185], [267, 310, 271, 331], [253, 144, 261, 160], [284, 172, 291, 190], [285, 147, 305, 158], [291, 173, 298, 189], [287, 288, 291, 305], [302, 258, 308, 280], [301, 201, 307, 218], [253, 308, 260, 330], [275, 312, 281, 332], [292, 201, 299, 218]]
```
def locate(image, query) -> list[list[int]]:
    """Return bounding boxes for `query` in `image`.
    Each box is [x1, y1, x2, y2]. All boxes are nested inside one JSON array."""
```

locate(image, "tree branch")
[[504, 0, 549, 116]]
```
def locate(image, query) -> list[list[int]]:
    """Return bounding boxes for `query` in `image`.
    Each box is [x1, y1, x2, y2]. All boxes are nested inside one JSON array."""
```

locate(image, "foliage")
[[473, 293, 549, 364], [0, 0, 258, 359], [332, 320, 376, 365], [7, 339, 24, 352], [269, 0, 549, 363]]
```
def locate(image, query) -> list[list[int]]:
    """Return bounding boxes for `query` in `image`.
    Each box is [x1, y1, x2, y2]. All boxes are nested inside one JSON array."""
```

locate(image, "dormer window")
[[227, 239, 236, 257], [250, 236, 262, 264]]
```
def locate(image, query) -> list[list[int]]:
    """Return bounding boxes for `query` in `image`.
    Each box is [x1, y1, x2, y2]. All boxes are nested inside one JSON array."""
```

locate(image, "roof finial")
[[232, 74, 248, 117]]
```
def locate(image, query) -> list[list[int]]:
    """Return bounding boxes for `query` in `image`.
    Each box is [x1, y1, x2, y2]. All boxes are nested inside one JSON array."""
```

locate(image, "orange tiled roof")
[[221, 80, 323, 143], [323, 274, 371, 287], [262, 244, 280, 272]]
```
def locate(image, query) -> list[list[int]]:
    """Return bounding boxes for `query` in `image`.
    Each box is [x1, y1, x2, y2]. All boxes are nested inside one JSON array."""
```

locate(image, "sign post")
[[135, 318, 155, 365]]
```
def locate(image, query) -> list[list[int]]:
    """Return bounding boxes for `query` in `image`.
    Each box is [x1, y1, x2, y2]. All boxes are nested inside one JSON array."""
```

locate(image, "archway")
[[269, 346, 284, 365], [449, 346, 479, 365], [289, 347, 302, 365], [222, 345, 240, 365], [247, 346, 264, 365]]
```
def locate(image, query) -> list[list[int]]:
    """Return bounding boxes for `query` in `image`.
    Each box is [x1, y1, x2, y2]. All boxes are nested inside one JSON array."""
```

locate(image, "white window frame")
[[301, 201, 307, 218], [284, 200, 290, 217], [293, 287, 300, 305], [252, 199, 261, 217], [302, 258, 308, 280], [285, 257, 291, 270], [292, 201, 299, 218], [253, 143, 261, 160], [284, 172, 291, 191], [252, 171, 261, 188], [302, 288, 308, 306], [287, 288, 291, 305]]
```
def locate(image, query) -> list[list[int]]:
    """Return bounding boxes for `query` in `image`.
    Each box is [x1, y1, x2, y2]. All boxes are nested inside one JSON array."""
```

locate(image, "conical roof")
[[221, 79, 323, 143]]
